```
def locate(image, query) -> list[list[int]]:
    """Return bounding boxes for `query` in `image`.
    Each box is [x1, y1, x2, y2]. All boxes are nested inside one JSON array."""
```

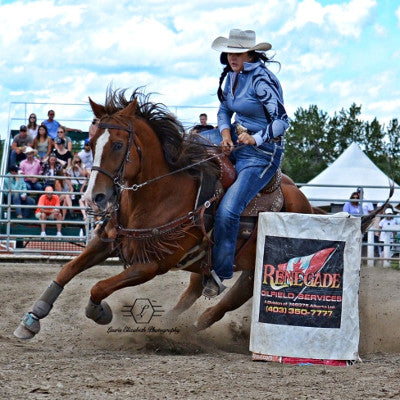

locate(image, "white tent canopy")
[[300, 142, 400, 207]]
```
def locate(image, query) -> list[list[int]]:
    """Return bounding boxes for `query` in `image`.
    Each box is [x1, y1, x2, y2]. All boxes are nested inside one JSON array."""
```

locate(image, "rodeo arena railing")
[[0, 174, 95, 258], [0, 174, 399, 267], [1, 100, 399, 266]]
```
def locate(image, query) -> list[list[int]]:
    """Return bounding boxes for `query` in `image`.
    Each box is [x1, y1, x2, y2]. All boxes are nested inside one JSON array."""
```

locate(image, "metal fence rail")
[[0, 174, 94, 256], [1, 176, 399, 267]]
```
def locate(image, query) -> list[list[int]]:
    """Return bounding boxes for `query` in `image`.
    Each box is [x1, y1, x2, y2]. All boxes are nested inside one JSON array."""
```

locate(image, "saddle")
[[175, 153, 284, 270], [196, 152, 284, 235]]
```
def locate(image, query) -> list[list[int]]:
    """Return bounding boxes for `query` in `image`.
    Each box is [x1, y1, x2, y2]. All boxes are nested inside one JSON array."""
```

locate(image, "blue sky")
[[0, 0, 399, 138]]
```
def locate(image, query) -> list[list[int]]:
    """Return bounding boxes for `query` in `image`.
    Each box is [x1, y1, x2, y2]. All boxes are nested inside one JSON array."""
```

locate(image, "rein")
[[90, 121, 224, 250]]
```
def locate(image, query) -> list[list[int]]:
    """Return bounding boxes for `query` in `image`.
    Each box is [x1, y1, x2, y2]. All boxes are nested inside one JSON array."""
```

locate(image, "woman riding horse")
[[201, 29, 289, 298]]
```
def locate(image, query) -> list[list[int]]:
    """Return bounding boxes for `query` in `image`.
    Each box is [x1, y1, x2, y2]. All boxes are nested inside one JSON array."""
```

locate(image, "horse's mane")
[[101, 88, 218, 177]]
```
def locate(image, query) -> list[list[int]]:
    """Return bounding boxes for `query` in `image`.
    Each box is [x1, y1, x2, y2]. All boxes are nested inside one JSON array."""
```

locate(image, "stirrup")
[[202, 270, 227, 299]]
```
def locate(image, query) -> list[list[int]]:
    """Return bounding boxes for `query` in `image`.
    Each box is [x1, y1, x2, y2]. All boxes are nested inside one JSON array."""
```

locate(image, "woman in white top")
[[27, 113, 39, 139]]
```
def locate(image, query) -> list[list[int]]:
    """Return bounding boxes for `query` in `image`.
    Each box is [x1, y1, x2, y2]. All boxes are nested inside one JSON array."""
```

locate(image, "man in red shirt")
[[35, 186, 62, 237]]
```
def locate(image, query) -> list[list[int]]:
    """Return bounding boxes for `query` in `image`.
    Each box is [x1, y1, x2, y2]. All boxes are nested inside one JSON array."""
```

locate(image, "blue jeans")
[[25, 180, 44, 191], [11, 194, 35, 218], [199, 128, 283, 279]]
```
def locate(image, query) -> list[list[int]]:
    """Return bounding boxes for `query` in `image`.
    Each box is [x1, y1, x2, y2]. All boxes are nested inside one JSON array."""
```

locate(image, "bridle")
[[87, 119, 224, 248], [91, 121, 142, 190], [91, 120, 224, 193]]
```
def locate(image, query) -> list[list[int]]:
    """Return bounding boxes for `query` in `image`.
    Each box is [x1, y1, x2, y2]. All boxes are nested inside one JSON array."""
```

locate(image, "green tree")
[[327, 103, 364, 158], [383, 118, 400, 184], [282, 102, 400, 184], [282, 105, 331, 183]]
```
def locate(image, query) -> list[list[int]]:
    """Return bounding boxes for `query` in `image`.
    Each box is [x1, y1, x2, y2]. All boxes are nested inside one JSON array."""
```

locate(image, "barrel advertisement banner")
[[250, 212, 361, 361]]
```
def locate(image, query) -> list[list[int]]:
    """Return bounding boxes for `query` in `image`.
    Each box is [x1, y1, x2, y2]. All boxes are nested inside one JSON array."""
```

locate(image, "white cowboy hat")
[[385, 208, 394, 215], [211, 29, 271, 53], [24, 146, 37, 154]]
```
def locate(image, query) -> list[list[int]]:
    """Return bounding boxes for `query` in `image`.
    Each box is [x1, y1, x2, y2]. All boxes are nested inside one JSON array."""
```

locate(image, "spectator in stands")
[[19, 147, 43, 191], [89, 118, 99, 140], [67, 155, 88, 220], [9, 125, 34, 167], [32, 124, 53, 162], [342, 192, 361, 215], [78, 139, 93, 172], [56, 126, 72, 152], [35, 186, 63, 237], [41, 109, 82, 140], [190, 113, 215, 134], [3, 165, 35, 219], [42, 153, 63, 188], [41, 110, 60, 140], [27, 113, 39, 139], [378, 208, 399, 257], [54, 170, 74, 220], [356, 187, 374, 215], [54, 138, 73, 168]]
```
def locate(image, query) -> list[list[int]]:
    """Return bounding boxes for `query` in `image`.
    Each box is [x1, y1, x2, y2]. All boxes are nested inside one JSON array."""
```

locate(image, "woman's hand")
[[238, 131, 256, 145], [220, 129, 234, 153]]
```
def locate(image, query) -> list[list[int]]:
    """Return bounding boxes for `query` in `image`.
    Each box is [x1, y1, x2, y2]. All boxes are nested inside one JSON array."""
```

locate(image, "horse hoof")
[[85, 298, 113, 325], [13, 312, 40, 340], [14, 323, 36, 340]]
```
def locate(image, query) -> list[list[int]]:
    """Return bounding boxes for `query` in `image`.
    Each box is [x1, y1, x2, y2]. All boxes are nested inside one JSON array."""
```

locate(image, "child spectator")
[[67, 155, 88, 220], [19, 147, 43, 191], [35, 186, 63, 237], [9, 125, 33, 167], [378, 208, 399, 257], [54, 138, 73, 168], [3, 165, 35, 219], [54, 170, 74, 220], [32, 125, 53, 162], [78, 139, 93, 172], [42, 153, 63, 188], [27, 113, 39, 139]]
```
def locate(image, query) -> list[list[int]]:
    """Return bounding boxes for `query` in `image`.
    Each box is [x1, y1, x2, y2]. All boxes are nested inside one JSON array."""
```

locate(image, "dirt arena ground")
[[1, 261, 400, 399]]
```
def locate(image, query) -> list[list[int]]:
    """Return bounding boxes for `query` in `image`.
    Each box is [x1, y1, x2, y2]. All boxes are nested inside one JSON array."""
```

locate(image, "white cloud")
[[279, 0, 377, 38], [374, 24, 387, 36], [396, 5, 400, 25], [0, 0, 399, 141]]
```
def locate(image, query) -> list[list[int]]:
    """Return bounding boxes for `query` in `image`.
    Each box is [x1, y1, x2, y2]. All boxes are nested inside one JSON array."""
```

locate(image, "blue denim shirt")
[[217, 61, 289, 146]]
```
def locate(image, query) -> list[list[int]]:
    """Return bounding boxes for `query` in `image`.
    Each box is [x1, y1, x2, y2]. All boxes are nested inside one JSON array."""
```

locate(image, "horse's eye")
[[112, 142, 124, 151]]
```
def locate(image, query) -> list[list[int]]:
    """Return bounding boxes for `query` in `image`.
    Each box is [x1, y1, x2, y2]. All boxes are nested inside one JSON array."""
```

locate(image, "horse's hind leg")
[[166, 272, 203, 319], [14, 236, 113, 340], [194, 270, 254, 331]]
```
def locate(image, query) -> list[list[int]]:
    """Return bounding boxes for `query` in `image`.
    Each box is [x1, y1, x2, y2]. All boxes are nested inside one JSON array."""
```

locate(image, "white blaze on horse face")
[[85, 129, 110, 202]]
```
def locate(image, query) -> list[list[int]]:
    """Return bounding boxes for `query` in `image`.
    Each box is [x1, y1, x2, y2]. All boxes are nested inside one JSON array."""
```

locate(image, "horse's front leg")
[[85, 262, 159, 325], [14, 236, 114, 340]]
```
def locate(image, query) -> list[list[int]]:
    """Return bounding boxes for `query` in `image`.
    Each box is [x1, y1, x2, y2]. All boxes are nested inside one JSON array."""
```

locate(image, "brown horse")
[[14, 89, 385, 340]]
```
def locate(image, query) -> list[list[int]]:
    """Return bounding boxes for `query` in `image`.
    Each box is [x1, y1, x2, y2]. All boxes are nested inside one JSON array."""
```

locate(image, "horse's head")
[[84, 97, 141, 212]]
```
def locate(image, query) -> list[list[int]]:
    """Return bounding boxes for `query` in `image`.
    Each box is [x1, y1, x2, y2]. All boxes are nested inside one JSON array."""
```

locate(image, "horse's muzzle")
[[93, 193, 108, 211]]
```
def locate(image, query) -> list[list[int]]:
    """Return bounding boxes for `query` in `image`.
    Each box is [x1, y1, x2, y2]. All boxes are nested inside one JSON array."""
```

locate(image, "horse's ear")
[[89, 97, 105, 119], [120, 98, 138, 118]]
